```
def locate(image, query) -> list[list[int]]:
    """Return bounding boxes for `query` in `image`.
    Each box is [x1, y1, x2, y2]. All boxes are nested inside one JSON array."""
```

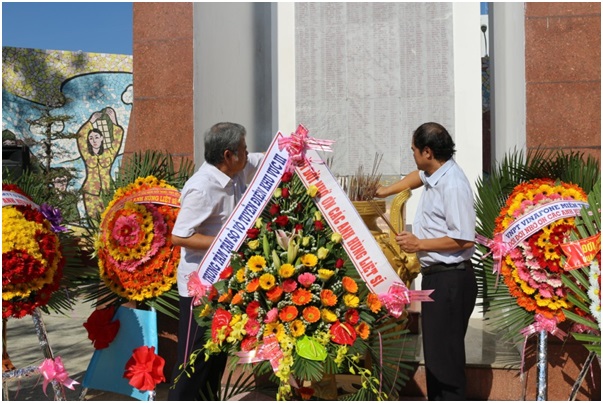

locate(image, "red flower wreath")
[[2, 184, 65, 319]]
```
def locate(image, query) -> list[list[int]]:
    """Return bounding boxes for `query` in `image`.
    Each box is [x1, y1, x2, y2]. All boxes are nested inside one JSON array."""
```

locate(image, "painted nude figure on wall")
[[76, 107, 124, 219]]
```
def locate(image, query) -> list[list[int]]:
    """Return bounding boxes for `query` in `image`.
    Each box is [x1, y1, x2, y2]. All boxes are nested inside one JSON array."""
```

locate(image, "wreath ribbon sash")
[[476, 199, 589, 281], [2, 190, 39, 209]]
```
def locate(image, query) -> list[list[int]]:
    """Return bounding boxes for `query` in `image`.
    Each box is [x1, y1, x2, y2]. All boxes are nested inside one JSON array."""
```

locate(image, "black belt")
[[421, 260, 472, 275]]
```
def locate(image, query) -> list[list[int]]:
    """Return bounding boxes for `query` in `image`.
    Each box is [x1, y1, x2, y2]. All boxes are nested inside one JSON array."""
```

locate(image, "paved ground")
[[2, 299, 172, 401], [1, 298, 407, 401], [1, 297, 499, 401]]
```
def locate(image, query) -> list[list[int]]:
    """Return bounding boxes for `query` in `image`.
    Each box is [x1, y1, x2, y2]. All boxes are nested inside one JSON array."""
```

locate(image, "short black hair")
[[412, 122, 456, 161]]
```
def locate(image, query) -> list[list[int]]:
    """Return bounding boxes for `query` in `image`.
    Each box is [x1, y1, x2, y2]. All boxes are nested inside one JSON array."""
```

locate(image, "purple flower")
[[40, 203, 67, 233]]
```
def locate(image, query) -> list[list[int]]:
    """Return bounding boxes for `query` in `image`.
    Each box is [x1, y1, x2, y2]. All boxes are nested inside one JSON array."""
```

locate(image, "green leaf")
[[291, 356, 324, 383]]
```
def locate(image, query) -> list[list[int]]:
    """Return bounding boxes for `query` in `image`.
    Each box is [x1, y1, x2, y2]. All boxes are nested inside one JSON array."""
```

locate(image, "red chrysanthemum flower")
[[219, 266, 234, 280], [246, 301, 261, 319]]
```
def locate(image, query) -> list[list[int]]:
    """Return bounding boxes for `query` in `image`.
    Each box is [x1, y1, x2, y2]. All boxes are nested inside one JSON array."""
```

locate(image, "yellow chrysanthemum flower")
[[259, 273, 276, 290], [544, 245, 561, 261], [519, 280, 536, 295], [300, 254, 318, 267], [536, 228, 552, 248], [264, 322, 286, 341], [290, 319, 306, 337], [236, 268, 246, 283], [279, 263, 295, 278], [248, 255, 267, 272]]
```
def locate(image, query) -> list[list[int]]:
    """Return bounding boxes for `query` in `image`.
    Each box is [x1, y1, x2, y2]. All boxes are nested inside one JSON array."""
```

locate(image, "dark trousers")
[[168, 296, 227, 401], [420, 263, 477, 401]]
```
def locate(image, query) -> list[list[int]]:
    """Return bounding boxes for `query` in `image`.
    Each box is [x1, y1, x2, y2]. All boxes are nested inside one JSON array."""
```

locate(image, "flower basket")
[[193, 170, 414, 400]]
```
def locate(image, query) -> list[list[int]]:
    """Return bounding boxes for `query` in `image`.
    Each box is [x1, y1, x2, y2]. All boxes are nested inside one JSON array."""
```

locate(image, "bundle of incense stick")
[[345, 153, 383, 201], [368, 198, 398, 235]]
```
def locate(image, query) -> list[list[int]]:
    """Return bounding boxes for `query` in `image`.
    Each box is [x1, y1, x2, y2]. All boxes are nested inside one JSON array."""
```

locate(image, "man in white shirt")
[[168, 122, 263, 400], [376, 122, 477, 400]]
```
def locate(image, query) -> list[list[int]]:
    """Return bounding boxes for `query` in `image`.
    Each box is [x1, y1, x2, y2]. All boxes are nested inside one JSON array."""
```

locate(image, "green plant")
[[561, 177, 601, 357]]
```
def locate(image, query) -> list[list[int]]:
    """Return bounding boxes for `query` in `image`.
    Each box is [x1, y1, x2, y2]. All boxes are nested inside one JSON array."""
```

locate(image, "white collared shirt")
[[414, 159, 476, 267], [173, 153, 263, 296]]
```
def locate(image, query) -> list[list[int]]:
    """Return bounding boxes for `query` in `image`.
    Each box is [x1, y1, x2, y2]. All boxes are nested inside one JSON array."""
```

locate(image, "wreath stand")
[[530, 331, 598, 401], [569, 350, 598, 401], [2, 308, 66, 401], [536, 330, 548, 401]]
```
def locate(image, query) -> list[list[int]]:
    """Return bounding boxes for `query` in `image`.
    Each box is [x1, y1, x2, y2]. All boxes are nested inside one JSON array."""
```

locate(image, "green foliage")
[[474, 148, 600, 346], [562, 177, 601, 357], [291, 357, 324, 383]]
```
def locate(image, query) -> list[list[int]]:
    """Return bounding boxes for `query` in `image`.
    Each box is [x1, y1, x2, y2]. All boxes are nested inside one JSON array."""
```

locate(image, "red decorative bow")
[[38, 356, 79, 395], [83, 306, 120, 349], [123, 346, 166, 391]]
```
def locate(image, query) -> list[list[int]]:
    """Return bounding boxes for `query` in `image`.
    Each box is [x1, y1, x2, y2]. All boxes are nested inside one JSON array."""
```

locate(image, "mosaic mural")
[[2, 46, 133, 223]]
